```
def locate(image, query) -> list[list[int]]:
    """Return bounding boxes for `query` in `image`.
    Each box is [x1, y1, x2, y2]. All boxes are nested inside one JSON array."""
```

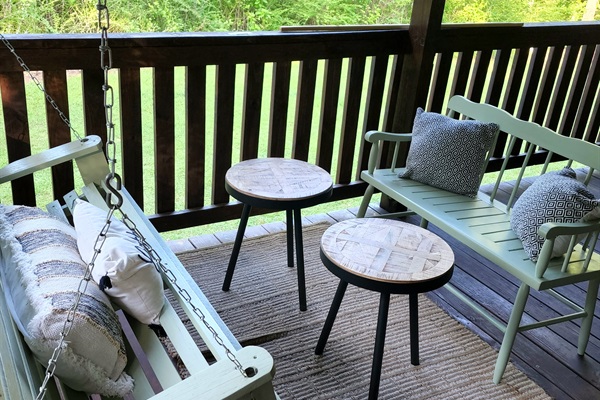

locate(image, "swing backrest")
[[0, 136, 276, 400]]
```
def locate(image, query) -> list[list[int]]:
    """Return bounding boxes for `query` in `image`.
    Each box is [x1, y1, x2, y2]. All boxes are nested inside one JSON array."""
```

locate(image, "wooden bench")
[[357, 95, 600, 384], [0, 136, 277, 399]]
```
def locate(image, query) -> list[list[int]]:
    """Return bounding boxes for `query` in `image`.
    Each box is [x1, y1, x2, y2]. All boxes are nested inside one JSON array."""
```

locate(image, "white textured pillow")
[[0, 205, 133, 396], [399, 108, 499, 198], [73, 199, 164, 327]]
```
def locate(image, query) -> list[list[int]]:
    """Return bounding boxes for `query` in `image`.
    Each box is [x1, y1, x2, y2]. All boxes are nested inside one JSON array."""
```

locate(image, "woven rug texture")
[[175, 223, 551, 400]]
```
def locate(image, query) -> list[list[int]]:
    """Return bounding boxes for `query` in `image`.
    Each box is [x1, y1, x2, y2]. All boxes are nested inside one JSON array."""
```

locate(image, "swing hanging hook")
[[105, 172, 123, 208]]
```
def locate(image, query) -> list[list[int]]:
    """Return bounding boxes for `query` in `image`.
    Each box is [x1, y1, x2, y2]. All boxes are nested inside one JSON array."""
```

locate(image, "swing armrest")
[[0, 136, 104, 184], [151, 346, 276, 400]]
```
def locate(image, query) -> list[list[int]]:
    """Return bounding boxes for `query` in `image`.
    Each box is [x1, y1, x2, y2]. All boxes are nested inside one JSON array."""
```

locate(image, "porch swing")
[[0, 2, 276, 399]]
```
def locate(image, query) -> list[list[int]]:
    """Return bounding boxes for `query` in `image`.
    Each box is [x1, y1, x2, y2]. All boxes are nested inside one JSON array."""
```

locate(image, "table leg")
[[409, 292, 419, 366], [222, 203, 252, 291], [369, 292, 390, 400], [286, 209, 294, 268], [315, 280, 348, 355], [293, 208, 307, 311]]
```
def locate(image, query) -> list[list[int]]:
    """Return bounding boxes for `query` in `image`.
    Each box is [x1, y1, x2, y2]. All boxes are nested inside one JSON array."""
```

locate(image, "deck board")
[[169, 172, 600, 400]]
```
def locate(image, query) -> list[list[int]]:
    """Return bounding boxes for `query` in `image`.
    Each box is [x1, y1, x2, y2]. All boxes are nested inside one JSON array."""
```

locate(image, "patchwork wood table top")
[[321, 218, 455, 285], [225, 158, 333, 202]]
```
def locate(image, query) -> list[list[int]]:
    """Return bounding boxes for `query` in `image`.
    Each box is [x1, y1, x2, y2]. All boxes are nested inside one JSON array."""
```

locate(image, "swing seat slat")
[[0, 136, 277, 400]]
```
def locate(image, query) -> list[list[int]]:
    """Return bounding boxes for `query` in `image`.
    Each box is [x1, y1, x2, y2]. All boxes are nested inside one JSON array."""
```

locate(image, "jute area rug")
[[175, 223, 551, 400]]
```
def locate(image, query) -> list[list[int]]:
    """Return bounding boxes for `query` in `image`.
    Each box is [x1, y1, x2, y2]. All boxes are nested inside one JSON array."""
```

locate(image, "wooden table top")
[[321, 218, 454, 284], [226, 158, 333, 201]]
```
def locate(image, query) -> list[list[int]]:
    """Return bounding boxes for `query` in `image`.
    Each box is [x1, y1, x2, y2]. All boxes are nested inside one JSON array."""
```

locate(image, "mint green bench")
[[357, 95, 600, 383], [0, 137, 277, 399]]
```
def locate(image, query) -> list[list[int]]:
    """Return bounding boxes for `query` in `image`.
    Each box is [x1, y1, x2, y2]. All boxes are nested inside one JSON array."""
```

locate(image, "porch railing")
[[0, 22, 598, 232]]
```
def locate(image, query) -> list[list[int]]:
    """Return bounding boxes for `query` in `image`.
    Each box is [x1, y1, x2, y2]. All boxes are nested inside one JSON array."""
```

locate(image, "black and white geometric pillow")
[[510, 167, 600, 261], [399, 108, 499, 198]]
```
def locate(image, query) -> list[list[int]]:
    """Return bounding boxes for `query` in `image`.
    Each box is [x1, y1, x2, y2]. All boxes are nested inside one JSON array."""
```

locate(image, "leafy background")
[[1, 0, 598, 33]]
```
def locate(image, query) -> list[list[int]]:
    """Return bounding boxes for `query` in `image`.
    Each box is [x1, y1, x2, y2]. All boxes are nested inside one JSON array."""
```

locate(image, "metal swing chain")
[[118, 213, 250, 377], [96, 0, 250, 379], [0, 34, 83, 141], [97, 0, 118, 183], [3, 2, 249, 396], [36, 211, 115, 400]]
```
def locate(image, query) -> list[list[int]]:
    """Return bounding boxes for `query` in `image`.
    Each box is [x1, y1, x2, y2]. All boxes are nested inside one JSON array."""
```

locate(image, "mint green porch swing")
[[0, 2, 276, 399]]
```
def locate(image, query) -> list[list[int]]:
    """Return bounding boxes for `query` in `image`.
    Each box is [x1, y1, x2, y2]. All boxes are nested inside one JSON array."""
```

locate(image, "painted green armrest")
[[364, 130, 413, 143], [364, 131, 413, 174], [538, 221, 600, 239]]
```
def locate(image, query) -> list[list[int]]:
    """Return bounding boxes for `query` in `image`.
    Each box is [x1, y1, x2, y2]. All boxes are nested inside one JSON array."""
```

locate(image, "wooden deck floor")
[[168, 175, 600, 400]]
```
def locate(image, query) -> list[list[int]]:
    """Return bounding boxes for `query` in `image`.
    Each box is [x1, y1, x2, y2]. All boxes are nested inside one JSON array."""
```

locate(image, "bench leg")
[[494, 283, 530, 384], [357, 184, 375, 218], [578, 278, 600, 355]]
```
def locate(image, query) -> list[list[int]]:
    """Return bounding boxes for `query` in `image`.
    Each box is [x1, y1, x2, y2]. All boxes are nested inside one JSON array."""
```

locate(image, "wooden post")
[[380, 0, 445, 211]]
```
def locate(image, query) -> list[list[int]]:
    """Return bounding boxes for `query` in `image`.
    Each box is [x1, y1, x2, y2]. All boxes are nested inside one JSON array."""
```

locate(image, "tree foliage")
[[0, 0, 597, 33], [445, 0, 595, 23]]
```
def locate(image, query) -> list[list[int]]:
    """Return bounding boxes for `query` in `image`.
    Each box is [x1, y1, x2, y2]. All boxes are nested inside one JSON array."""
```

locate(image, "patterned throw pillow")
[[0, 205, 134, 396], [398, 108, 499, 197], [510, 167, 600, 262]]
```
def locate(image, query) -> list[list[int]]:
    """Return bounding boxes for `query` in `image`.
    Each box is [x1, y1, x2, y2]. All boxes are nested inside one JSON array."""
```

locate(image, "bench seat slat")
[[465, 214, 514, 226], [481, 230, 522, 243], [468, 221, 512, 234], [124, 311, 182, 392], [159, 297, 210, 374]]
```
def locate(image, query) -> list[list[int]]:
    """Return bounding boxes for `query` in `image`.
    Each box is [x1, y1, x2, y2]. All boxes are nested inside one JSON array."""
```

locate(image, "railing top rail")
[[436, 21, 600, 50], [0, 29, 410, 70]]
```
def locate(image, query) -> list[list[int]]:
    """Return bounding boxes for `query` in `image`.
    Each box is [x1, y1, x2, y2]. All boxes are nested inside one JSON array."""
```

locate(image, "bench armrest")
[[538, 221, 600, 240], [364, 130, 412, 174], [364, 130, 412, 143], [536, 220, 600, 278], [0, 136, 104, 185]]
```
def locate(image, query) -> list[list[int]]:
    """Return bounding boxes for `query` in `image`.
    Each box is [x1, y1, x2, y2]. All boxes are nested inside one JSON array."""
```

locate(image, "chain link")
[[5, 1, 250, 396], [94, 0, 248, 376], [36, 208, 112, 400], [119, 212, 249, 377], [0, 33, 83, 141], [97, 0, 118, 180]]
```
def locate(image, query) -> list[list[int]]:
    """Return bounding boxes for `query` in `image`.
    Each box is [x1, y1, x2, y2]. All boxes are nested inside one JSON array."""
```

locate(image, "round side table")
[[222, 157, 333, 311], [315, 218, 454, 400]]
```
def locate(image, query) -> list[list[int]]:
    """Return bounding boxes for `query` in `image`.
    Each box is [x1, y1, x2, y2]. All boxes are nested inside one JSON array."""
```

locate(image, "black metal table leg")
[[293, 208, 307, 311], [222, 203, 252, 291], [369, 292, 390, 400], [409, 292, 419, 365], [286, 209, 294, 268], [315, 280, 348, 355]]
